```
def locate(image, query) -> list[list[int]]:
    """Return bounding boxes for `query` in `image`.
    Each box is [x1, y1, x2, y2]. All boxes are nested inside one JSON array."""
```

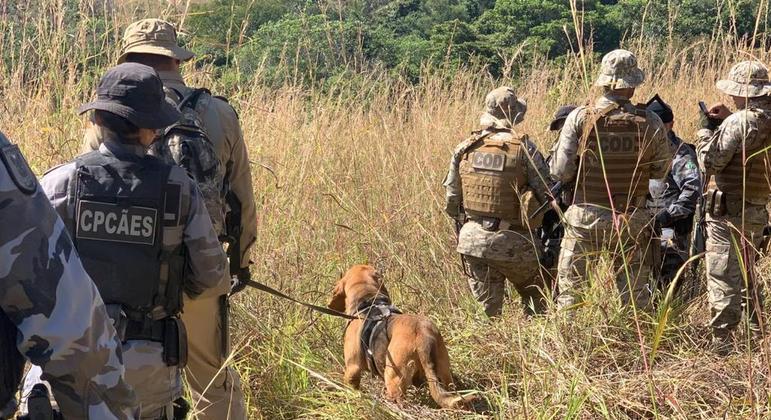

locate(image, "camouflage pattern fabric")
[[697, 98, 771, 333], [36, 135, 226, 419], [555, 206, 654, 308], [594, 49, 645, 89], [550, 94, 673, 309], [647, 132, 701, 287], [0, 134, 136, 419], [445, 118, 554, 317]]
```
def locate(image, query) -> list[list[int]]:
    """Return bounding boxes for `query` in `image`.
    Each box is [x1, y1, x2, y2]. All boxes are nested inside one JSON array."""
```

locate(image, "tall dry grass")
[[3, 1, 771, 419]]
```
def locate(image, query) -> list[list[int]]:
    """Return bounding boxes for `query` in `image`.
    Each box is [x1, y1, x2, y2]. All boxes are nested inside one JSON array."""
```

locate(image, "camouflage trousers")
[[23, 339, 180, 419], [464, 255, 550, 317], [705, 204, 767, 333], [556, 205, 653, 309]]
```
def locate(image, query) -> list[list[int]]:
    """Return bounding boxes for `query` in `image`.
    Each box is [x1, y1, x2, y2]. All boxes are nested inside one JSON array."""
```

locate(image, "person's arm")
[[646, 114, 675, 180], [4, 157, 136, 419], [220, 103, 257, 274], [697, 112, 748, 175], [666, 147, 701, 222], [443, 138, 472, 218], [549, 107, 584, 183], [524, 138, 553, 204], [182, 178, 228, 297]]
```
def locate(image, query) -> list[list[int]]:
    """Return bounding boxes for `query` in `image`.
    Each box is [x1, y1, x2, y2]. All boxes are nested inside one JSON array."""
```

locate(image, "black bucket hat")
[[78, 63, 180, 129], [549, 105, 577, 131], [645, 94, 674, 124]]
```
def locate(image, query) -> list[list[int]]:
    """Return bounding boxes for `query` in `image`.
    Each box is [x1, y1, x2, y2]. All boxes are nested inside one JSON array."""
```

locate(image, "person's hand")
[[230, 266, 251, 295], [699, 102, 728, 130], [708, 103, 731, 120]]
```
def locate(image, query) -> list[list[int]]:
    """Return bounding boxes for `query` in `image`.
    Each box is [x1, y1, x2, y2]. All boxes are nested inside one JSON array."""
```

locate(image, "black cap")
[[645, 94, 674, 123], [549, 105, 577, 131], [78, 63, 180, 129]]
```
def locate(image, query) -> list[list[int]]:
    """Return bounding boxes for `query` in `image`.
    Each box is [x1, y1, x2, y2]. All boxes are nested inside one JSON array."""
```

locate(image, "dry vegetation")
[[3, 1, 771, 419]]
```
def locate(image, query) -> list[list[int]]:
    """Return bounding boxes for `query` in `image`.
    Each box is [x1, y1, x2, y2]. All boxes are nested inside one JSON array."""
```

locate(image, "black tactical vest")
[[72, 151, 185, 321]]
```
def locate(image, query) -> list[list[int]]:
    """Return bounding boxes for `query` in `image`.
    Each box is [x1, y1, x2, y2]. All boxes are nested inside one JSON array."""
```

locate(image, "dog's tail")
[[417, 326, 476, 410]]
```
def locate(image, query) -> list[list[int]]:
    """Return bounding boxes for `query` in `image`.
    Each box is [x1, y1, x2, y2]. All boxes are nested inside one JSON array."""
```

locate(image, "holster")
[[219, 295, 231, 362], [705, 188, 726, 217], [162, 318, 188, 368]]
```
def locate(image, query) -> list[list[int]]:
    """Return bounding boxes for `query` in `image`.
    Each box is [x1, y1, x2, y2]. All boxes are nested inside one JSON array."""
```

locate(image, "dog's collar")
[[352, 295, 400, 320]]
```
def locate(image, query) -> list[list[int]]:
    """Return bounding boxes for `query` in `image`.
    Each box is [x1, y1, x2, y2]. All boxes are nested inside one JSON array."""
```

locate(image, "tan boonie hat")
[[118, 19, 194, 63], [716, 61, 771, 98], [480, 86, 527, 128], [594, 49, 645, 89]]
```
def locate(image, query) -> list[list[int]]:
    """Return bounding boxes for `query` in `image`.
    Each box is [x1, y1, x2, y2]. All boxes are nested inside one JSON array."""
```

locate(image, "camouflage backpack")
[[150, 88, 227, 236]]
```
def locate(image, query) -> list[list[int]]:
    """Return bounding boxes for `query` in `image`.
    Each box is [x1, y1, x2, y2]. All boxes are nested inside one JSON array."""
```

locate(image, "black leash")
[[240, 279, 359, 320]]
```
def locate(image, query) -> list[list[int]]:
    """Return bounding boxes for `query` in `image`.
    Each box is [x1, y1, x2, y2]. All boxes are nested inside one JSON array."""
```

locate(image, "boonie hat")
[[549, 105, 577, 131], [480, 87, 527, 128], [118, 19, 194, 63], [716, 61, 771, 98], [594, 49, 645, 89], [78, 63, 181, 129], [645, 94, 674, 124]]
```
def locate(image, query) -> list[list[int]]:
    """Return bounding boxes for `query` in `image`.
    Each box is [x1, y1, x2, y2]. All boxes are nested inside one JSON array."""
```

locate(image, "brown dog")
[[328, 265, 473, 409]]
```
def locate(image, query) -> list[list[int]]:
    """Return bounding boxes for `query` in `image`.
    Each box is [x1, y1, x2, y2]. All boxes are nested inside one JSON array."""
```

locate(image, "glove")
[[698, 113, 724, 131], [654, 210, 673, 230], [229, 266, 250, 295]]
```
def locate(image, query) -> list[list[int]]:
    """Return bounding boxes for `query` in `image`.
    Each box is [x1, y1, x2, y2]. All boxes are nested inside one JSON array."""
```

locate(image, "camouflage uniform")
[[696, 61, 771, 340], [0, 133, 136, 419], [84, 19, 256, 419], [645, 95, 701, 290], [35, 136, 226, 418], [550, 50, 673, 309], [444, 87, 553, 317], [26, 63, 227, 419]]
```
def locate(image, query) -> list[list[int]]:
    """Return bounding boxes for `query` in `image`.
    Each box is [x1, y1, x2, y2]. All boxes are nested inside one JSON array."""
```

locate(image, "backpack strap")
[[177, 88, 211, 112]]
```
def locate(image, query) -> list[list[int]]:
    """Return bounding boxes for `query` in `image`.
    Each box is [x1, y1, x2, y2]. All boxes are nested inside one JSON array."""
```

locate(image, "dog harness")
[[351, 295, 402, 378]]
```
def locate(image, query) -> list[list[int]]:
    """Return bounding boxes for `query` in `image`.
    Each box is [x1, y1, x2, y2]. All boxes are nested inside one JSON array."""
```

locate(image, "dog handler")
[[26, 63, 226, 419]]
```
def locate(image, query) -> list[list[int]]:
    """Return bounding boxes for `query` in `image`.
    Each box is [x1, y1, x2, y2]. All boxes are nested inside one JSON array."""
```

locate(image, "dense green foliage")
[[186, 0, 771, 85]]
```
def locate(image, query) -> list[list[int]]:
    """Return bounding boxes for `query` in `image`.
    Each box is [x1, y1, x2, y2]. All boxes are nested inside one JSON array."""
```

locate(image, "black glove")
[[229, 266, 250, 295], [654, 210, 673, 230], [699, 113, 723, 131]]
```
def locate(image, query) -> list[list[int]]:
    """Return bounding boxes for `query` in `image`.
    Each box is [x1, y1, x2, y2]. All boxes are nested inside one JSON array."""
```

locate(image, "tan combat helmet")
[[480, 86, 527, 128], [118, 19, 194, 63], [594, 49, 645, 89], [716, 61, 771, 98]]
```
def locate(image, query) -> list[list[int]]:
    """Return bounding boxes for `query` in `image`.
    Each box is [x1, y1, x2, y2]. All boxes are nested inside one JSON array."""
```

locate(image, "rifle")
[[529, 181, 563, 220], [455, 204, 468, 276], [220, 186, 243, 360]]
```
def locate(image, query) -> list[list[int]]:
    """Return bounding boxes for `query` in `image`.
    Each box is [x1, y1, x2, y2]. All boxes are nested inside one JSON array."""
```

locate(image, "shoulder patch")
[[1, 144, 37, 195]]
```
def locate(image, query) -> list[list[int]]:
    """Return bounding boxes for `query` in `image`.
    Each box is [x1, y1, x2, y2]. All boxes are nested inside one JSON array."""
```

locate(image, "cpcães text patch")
[[76, 200, 157, 245]]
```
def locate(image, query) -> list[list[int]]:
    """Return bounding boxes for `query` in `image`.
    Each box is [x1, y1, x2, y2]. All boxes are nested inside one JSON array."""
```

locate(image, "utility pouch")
[[713, 190, 725, 217], [162, 318, 188, 368]]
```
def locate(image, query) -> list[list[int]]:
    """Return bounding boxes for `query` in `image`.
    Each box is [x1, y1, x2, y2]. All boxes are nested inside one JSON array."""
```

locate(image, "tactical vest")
[[459, 129, 528, 223], [575, 103, 655, 210], [72, 151, 186, 322], [708, 109, 771, 203]]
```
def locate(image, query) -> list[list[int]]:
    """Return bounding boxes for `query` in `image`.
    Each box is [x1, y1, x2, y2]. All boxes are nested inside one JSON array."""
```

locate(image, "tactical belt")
[[471, 216, 516, 232], [125, 318, 166, 342]]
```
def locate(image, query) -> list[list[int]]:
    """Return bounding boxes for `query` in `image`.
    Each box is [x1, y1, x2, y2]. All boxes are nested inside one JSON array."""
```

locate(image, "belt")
[[125, 318, 168, 342], [473, 216, 516, 231]]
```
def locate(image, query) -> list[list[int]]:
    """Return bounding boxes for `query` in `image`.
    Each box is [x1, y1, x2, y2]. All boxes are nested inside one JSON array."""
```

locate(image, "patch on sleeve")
[[0, 144, 37, 195]]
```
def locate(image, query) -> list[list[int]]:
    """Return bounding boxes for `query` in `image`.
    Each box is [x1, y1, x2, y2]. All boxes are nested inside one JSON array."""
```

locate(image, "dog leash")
[[238, 279, 360, 320]]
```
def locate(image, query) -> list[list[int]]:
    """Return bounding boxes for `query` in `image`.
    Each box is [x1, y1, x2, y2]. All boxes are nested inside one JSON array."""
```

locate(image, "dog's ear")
[[328, 277, 346, 312]]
